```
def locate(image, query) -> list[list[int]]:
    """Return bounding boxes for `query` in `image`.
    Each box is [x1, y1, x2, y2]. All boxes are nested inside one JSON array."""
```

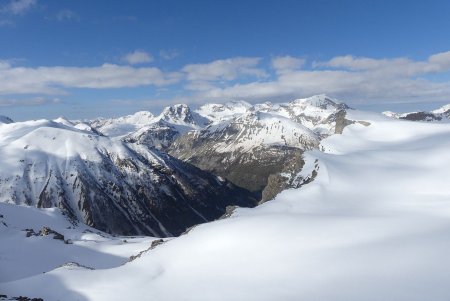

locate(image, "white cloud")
[[316, 51, 450, 76], [123, 50, 153, 65], [2, 52, 450, 107], [1, 0, 36, 15], [271, 56, 305, 73], [182, 57, 267, 82], [56, 9, 80, 22], [192, 51, 450, 104], [0, 63, 181, 94]]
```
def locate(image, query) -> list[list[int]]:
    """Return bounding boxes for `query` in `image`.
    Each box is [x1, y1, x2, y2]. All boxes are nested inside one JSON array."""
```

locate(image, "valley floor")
[[2, 111, 450, 300]]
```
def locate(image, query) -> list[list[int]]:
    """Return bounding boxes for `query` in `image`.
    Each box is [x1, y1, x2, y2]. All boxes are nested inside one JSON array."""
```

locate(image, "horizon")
[[1, 0, 450, 121]]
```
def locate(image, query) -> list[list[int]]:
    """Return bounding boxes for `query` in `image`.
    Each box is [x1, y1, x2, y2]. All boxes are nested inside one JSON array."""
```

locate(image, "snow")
[[0, 203, 157, 283], [2, 111, 450, 300], [432, 103, 450, 114], [0, 118, 160, 217], [89, 111, 155, 137], [202, 111, 319, 153], [195, 100, 253, 123], [89, 105, 208, 145]]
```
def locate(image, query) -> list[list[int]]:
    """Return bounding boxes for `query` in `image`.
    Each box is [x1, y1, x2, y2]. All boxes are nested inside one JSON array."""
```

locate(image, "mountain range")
[[2, 99, 450, 300], [383, 103, 450, 122], [0, 95, 360, 238]]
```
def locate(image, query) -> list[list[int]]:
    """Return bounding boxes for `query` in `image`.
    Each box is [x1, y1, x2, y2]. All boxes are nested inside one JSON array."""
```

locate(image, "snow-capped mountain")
[[89, 111, 156, 137], [122, 120, 181, 150], [383, 103, 450, 122], [194, 95, 351, 135], [0, 115, 13, 124], [253, 94, 352, 136], [121, 104, 209, 150], [153, 103, 209, 129], [0, 119, 256, 237], [195, 100, 253, 124], [169, 111, 321, 201], [168, 95, 351, 201]]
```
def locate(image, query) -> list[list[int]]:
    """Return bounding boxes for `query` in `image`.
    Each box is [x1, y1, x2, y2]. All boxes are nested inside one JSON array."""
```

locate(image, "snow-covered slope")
[[195, 100, 253, 123], [3, 112, 450, 300], [383, 103, 450, 122], [88, 111, 155, 137], [0, 119, 256, 237], [198, 111, 318, 153], [0, 202, 158, 284]]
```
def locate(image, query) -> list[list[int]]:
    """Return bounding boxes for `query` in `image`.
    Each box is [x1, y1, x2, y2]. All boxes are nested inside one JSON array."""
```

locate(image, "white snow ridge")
[[1, 96, 450, 301]]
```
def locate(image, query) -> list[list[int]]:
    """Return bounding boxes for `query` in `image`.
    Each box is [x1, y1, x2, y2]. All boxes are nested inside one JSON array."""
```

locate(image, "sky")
[[1, 0, 450, 120]]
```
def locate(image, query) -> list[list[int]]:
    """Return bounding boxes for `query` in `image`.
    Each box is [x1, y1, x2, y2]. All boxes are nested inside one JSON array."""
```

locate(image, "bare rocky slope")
[[168, 95, 353, 201]]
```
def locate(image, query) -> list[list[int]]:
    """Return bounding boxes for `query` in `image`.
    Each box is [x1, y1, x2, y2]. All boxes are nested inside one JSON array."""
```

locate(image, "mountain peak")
[[432, 103, 450, 115], [161, 104, 193, 122], [53, 117, 74, 127], [292, 94, 349, 110], [158, 104, 209, 128]]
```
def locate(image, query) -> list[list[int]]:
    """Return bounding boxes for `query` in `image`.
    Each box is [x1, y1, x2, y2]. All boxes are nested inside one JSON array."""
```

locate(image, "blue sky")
[[1, 0, 450, 120]]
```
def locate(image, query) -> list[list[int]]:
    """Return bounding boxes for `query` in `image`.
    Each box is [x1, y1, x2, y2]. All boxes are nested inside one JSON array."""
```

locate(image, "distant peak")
[[162, 104, 192, 117], [132, 111, 154, 117], [432, 103, 450, 114], [225, 100, 253, 107], [292, 94, 349, 110], [53, 117, 74, 126]]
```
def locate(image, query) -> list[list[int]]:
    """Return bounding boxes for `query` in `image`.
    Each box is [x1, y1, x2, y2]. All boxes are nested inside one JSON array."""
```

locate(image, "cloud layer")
[[1, 51, 450, 106]]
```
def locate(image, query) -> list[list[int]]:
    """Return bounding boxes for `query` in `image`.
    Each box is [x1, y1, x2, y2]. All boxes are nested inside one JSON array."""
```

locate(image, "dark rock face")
[[2, 142, 256, 238], [400, 112, 442, 121], [330, 110, 354, 134], [47, 150, 256, 237], [24, 227, 65, 240], [168, 113, 319, 200], [261, 150, 305, 202], [122, 120, 181, 151], [0, 115, 14, 124], [172, 143, 305, 198], [167, 101, 351, 202]]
